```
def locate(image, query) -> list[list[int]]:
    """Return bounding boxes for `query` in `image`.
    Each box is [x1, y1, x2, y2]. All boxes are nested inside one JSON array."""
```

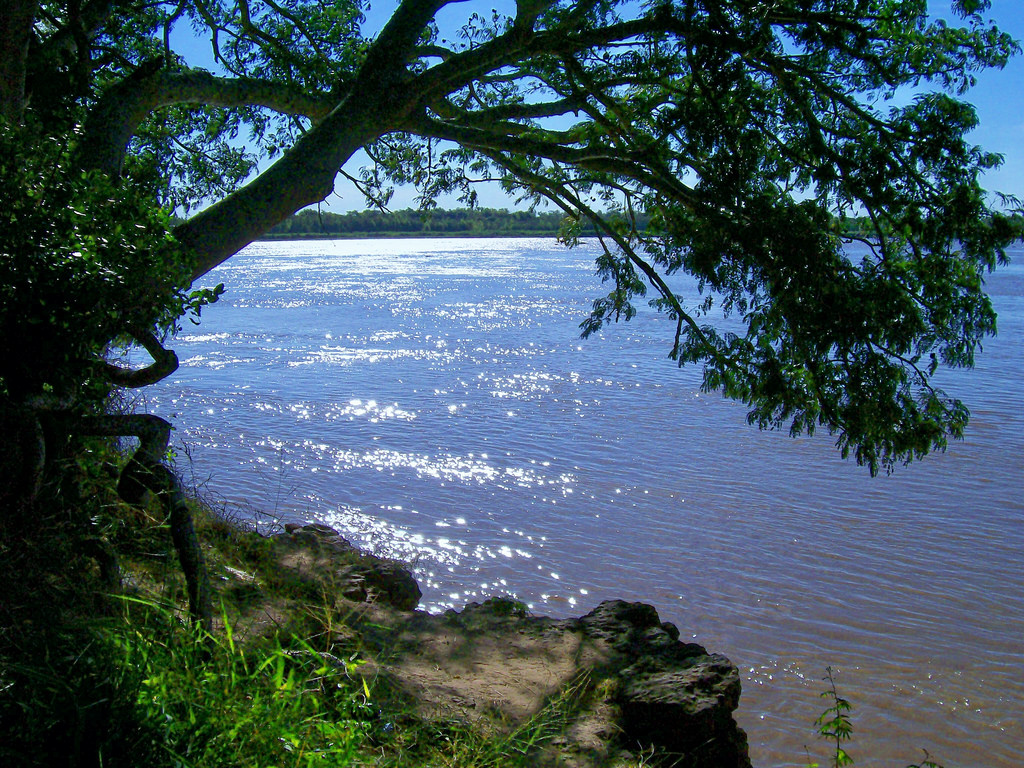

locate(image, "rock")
[[578, 601, 749, 767], [283, 521, 341, 537], [618, 655, 747, 766], [337, 560, 421, 611], [267, 524, 421, 610], [579, 599, 705, 658]]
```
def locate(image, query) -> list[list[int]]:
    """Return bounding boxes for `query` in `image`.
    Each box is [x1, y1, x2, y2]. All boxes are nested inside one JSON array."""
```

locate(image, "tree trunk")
[[177, 0, 451, 281], [0, 0, 38, 123]]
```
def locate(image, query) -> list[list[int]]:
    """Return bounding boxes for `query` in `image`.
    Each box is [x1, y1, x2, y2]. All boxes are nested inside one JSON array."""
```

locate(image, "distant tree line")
[[265, 208, 1021, 243], [835, 217, 875, 239], [264, 207, 591, 238]]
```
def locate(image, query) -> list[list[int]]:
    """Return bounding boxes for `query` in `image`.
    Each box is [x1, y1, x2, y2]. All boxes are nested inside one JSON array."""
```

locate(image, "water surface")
[[146, 238, 1024, 767]]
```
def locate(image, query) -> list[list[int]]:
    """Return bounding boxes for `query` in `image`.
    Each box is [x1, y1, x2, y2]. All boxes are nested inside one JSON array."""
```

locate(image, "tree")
[[0, 0, 1019, 576]]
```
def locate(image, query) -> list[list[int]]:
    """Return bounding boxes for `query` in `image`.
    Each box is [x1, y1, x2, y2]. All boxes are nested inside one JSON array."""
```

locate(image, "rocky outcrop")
[[235, 525, 748, 767], [266, 523, 421, 610], [352, 596, 750, 767], [581, 600, 748, 767]]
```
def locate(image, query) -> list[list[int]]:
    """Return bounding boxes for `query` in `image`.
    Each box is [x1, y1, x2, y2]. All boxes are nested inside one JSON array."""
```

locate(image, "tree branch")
[[29, 0, 114, 63], [78, 411, 212, 632], [412, 9, 676, 101], [406, 110, 699, 206], [78, 66, 335, 177], [171, 0, 458, 282], [101, 325, 179, 388]]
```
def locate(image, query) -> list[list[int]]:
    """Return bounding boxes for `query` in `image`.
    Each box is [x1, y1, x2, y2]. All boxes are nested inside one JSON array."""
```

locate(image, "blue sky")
[[953, 1, 1024, 205]]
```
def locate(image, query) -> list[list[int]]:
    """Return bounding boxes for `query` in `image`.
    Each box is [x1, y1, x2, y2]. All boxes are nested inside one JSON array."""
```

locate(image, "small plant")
[[483, 596, 530, 618], [806, 669, 945, 768], [811, 666, 854, 768], [906, 750, 945, 768]]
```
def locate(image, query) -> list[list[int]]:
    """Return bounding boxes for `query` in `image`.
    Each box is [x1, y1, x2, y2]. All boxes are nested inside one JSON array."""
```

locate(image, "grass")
[[1, 528, 595, 768], [368, 671, 594, 768], [110, 598, 367, 767], [2, 599, 369, 767], [0, 441, 605, 768]]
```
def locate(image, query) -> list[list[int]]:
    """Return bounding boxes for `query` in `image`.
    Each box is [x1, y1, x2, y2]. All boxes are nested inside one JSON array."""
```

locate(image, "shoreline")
[[208, 519, 753, 767]]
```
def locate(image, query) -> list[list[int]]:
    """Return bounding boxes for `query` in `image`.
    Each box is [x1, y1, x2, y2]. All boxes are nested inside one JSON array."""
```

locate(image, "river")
[[144, 237, 1023, 767]]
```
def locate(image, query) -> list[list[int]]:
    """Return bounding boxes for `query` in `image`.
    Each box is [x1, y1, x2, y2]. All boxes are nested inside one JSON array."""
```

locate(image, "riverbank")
[[2, 455, 974, 767], [187, 517, 753, 767], [0, 470, 750, 767], [260, 207, 584, 240]]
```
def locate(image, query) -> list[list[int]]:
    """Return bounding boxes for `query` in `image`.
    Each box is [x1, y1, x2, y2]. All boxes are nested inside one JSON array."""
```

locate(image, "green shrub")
[[0, 121, 222, 405]]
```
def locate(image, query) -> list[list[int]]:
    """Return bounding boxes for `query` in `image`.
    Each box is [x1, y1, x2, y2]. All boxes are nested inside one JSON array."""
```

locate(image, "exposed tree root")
[[3, 326, 213, 633], [81, 412, 213, 633]]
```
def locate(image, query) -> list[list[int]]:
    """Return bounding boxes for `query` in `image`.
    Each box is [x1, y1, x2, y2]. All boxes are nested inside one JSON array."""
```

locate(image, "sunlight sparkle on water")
[[151, 238, 1024, 768]]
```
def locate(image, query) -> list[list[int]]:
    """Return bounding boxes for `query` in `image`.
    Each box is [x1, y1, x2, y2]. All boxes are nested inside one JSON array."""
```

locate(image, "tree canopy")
[[1, 0, 1020, 474]]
